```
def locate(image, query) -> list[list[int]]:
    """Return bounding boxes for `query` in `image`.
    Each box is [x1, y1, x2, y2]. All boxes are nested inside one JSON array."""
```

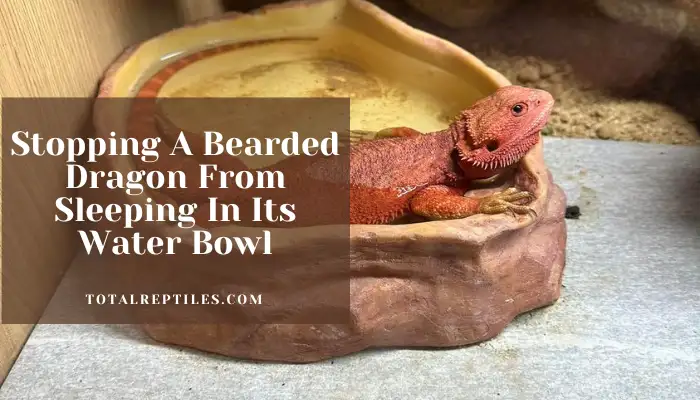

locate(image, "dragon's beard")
[[458, 132, 540, 171]]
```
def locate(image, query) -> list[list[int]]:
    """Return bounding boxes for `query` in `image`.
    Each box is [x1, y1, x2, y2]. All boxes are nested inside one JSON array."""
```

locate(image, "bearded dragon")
[[347, 85, 554, 224], [127, 44, 554, 226]]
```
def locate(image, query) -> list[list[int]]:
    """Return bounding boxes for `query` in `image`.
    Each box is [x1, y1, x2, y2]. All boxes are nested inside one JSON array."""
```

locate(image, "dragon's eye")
[[511, 103, 527, 116], [485, 140, 499, 152]]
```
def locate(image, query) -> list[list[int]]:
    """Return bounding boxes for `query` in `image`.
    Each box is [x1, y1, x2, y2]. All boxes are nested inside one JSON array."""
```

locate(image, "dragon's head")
[[451, 85, 554, 178]]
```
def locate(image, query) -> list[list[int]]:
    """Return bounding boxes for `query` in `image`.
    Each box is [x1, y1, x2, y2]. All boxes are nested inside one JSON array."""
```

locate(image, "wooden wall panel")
[[0, 0, 181, 384]]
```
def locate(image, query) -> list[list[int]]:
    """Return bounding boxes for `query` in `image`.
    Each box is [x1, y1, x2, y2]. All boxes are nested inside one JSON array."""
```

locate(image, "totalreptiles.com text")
[[84, 293, 263, 306]]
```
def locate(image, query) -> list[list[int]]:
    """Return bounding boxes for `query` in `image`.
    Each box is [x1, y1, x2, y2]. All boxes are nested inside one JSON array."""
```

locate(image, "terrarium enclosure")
[[220, 0, 700, 145]]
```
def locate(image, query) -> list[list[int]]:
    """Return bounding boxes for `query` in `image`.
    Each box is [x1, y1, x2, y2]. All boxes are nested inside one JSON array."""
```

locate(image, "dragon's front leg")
[[409, 185, 536, 220]]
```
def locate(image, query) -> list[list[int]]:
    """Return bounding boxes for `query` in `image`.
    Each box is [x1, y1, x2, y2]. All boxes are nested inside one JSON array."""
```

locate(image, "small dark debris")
[[282, 383, 286, 386], [565, 205, 581, 219]]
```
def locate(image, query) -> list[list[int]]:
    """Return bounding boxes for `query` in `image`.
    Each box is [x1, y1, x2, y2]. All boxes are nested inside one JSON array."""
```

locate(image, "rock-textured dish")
[[95, 0, 567, 362]]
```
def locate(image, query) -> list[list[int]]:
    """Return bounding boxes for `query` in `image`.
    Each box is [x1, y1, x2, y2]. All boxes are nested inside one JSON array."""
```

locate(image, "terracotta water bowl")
[[95, 0, 567, 362]]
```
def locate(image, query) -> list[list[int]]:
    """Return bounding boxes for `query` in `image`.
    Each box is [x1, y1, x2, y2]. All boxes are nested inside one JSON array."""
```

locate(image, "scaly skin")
[[127, 44, 554, 226], [348, 84, 554, 223]]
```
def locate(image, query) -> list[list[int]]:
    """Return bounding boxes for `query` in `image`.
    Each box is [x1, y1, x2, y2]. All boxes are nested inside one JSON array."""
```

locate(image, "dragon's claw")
[[478, 188, 537, 218]]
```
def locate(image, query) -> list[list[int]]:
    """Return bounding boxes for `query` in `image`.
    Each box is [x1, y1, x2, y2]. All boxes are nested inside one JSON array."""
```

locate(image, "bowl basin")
[[94, 0, 567, 362]]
